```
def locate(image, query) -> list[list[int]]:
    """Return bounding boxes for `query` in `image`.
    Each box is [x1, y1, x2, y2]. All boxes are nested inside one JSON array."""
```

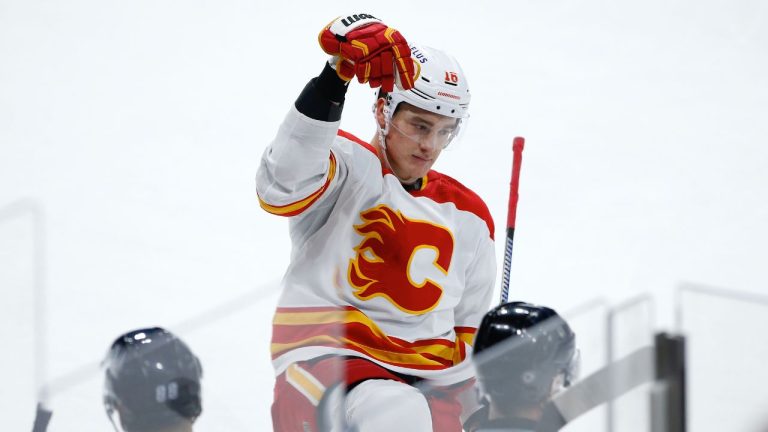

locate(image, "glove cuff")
[[294, 62, 349, 122], [328, 13, 382, 37], [317, 60, 349, 103]]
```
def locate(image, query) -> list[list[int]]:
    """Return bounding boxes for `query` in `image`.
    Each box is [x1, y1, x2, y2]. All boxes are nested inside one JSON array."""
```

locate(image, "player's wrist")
[[293, 62, 348, 122], [317, 59, 349, 104]]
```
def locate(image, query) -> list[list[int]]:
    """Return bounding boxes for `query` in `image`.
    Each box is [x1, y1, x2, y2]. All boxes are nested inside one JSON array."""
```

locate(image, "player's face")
[[377, 102, 458, 184]]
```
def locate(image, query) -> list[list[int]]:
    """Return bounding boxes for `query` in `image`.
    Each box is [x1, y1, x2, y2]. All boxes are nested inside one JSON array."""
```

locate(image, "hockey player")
[[102, 327, 203, 432], [256, 13, 496, 432], [467, 302, 579, 432]]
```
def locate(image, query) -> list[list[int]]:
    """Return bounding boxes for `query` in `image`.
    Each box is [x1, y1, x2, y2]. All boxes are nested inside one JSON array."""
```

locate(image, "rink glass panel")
[[605, 296, 654, 432], [560, 300, 610, 432], [0, 210, 37, 431], [679, 285, 768, 432], [560, 297, 654, 432]]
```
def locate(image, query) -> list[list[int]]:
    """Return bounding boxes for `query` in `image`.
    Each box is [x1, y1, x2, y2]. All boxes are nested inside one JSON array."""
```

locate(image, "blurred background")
[[2, 0, 767, 430]]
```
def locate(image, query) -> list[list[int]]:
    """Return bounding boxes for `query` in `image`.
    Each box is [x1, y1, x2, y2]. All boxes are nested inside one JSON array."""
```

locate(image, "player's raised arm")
[[255, 13, 416, 218]]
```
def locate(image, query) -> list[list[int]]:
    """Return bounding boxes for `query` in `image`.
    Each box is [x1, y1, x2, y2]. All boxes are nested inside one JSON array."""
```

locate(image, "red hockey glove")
[[318, 13, 417, 92]]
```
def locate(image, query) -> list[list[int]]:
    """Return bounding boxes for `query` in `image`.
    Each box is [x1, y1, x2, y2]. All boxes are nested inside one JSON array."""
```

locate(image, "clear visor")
[[385, 106, 469, 150], [388, 117, 465, 150]]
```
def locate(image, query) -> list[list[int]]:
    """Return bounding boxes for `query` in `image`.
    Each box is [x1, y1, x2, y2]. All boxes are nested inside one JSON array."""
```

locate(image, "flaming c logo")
[[348, 205, 454, 314]]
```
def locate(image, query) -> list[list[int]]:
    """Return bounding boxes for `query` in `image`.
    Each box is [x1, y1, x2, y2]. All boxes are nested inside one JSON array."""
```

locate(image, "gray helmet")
[[103, 327, 203, 432], [473, 302, 579, 406]]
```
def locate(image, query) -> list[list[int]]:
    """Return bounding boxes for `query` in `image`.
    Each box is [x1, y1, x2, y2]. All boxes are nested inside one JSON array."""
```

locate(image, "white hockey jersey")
[[257, 106, 496, 385]]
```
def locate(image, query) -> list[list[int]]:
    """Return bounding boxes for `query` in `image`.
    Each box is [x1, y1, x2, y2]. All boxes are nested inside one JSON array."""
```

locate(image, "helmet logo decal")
[[437, 91, 461, 100], [348, 204, 454, 314], [411, 46, 429, 63], [412, 59, 422, 83], [444, 71, 459, 85], [340, 13, 379, 28]]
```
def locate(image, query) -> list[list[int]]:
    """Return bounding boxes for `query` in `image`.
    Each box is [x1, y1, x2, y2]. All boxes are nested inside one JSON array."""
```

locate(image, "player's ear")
[[374, 98, 387, 130]]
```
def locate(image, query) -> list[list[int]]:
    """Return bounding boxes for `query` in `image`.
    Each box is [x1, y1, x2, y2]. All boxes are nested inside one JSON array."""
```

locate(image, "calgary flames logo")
[[348, 205, 455, 314]]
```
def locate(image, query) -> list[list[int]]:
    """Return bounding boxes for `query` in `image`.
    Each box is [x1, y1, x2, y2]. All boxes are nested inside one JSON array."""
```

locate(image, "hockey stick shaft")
[[500, 137, 525, 303]]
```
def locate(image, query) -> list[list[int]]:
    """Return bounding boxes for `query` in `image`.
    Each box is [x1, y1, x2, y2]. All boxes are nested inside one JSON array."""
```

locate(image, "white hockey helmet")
[[385, 44, 471, 121]]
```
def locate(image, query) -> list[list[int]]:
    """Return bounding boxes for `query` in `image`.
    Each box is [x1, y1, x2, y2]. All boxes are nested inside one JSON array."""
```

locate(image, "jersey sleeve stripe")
[[257, 152, 338, 217]]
